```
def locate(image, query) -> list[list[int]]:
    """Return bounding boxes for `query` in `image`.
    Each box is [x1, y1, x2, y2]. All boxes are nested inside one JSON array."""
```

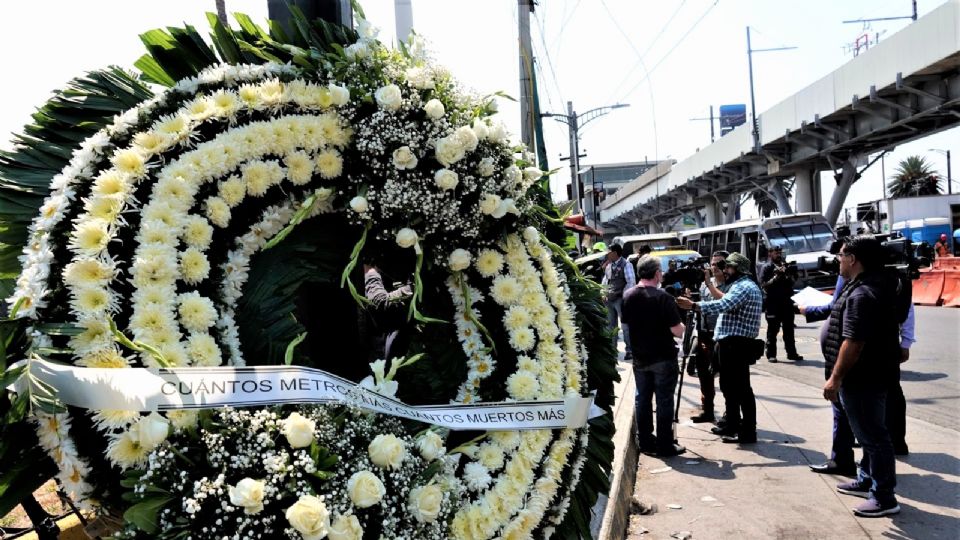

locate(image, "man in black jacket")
[[822, 236, 901, 518], [759, 246, 802, 362]]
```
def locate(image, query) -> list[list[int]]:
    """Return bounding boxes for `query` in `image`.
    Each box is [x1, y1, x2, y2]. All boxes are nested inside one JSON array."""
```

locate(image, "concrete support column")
[[794, 168, 821, 213], [770, 180, 793, 215], [722, 195, 739, 223], [825, 159, 858, 226], [702, 199, 719, 227]]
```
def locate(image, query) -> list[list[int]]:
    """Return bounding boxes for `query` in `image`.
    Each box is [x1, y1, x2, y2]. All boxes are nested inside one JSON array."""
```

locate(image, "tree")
[[751, 181, 794, 218], [887, 156, 942, 198]]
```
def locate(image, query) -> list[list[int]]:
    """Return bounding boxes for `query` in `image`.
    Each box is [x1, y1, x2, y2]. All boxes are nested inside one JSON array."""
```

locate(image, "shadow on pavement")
[[897, 472, 960, 511], [900, 370, 948, 382], [900, 452, 960, 477], [880, 501, 960, 540]]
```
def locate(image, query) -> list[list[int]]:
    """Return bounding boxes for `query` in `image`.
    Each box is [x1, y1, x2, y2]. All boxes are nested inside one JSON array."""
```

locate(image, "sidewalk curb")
[[591, 360, 637, 540]]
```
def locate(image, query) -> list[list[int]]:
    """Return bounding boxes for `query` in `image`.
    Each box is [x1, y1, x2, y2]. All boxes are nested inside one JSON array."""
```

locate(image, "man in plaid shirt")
[[678, 252, 763, 444]]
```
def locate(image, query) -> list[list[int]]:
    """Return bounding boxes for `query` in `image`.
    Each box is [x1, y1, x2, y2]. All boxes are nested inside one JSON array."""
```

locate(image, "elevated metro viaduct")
[[602, 0, 960, 235]]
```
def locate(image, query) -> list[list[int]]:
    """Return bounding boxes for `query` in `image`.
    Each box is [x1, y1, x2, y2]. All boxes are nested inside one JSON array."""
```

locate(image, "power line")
[[605, 0, 688, 103], [618, 0, 719, 104], [532, 10, 565, 108], [551, 0, 583, 52]]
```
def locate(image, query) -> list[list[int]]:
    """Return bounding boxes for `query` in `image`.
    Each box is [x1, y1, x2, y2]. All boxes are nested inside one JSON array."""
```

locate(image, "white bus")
[[680, 212, 838, 290]]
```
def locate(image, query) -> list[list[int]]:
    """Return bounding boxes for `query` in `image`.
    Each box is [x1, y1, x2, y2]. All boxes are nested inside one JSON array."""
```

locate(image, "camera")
[[662, 256, 709, 298]]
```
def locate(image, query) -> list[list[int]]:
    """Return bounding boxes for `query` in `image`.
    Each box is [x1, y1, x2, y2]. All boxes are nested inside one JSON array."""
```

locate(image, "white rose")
[[434, 169, 459, 191], [395, 228, 418, 249], [523, 226, 540, 244], [479, 193, 501, 215], [472, 118, 489, 140], [405, 67, 434, 90], [281, 412, 316, 448], [423, 99, 445, 120], [357, 19, 379, 39], [349, 196, 369, 214], [285, 495, 330, 540], [477, 157, 495, 177], [134, 412, 169, 450], [488, 122, 507, 142], [344, 42, 370, 60], [229, 478, 266, 515], [454, 125, 479, 151], [408, 484, 443, 523], [448, 249, 472, 272], [374, 84, 402, 112], [492, 198, 520, 219], [329, 84, 350, 106], [392, 146, 418, 169], [523, 166, 544, 182], [505, 164, 522, 185], [417, 431, 446, 461], [487, 98, 499, 113], [435, 136, 465, 166], [347, 470, 385, 508], [368, 434, 407, 470], [328, 514, 363, 540]]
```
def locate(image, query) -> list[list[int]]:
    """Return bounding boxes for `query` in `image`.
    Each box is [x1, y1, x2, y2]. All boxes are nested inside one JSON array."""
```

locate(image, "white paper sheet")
[[791, 286, 834, 307]]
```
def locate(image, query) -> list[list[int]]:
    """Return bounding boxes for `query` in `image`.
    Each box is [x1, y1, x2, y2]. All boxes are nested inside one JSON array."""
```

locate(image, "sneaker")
[[711, 424, 738, 436], [853, 498, 900, 517], [837, 480, 871, 499]]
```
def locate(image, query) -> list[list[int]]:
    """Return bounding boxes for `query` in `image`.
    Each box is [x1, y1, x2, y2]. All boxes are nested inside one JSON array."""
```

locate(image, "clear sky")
[[1, 0, 957, 221]]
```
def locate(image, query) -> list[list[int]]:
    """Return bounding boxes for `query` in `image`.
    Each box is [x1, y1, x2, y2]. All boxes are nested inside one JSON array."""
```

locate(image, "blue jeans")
[[635, 360, 678, 451], [825, 371, 856, 468], [606, 296, 631, 355], [840, 384, 897, 505]]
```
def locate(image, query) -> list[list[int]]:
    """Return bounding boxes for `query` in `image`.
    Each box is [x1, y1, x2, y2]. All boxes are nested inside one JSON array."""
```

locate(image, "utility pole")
[[930, 148, 953, 194], [746, 26, 796, 153], [395, 0, 414, 43], [542, 102, 630, 214], [518, 0, 535, 150]]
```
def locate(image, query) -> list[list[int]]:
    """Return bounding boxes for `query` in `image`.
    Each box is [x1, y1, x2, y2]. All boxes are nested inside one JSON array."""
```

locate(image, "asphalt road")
[[756, 305, 960, 433]]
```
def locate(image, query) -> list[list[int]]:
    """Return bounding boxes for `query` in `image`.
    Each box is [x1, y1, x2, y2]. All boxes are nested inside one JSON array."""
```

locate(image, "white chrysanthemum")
[[180, 248, 211, 284], [463, 462, 492, 491], [132, 131, 170, 155], [508, 328, 536, 352], [78, 347, 129, 368], [523, 226, 541, 244], [205, 196, 231, 228], [84, 195, 123, 222], [477, 443, 506, 471], [136, 327, 181, 351], [69, 219, 111, 255], [106, 430, 148, 469], [69, 318, 113, 356], [139, 219, 179, 247], [178, 292, 218, 332], [503, 305, 532, 331], [70, 286, 116, 315], [211, 90, 240, 117], [490, 275, 521, 305], [516, 355, 540, 374], [92, 409, 141, 431], [141, 202, 184, 228], [242, 160, 276, 197], [315, 149, 343, 178], [112, 149, 146, 177], [129, 303, 177, 334], [218, 176, 247, 207], [166, 410, 199, 431], [182, 216, 214, 250], [285, 151, 314, 185], [238, 83, 261, 108], [156, 343, 189, 367], [62, 259, 114, 288], [187, 333, 222, 367], [130, 247, 179, 287], [132, 283, 175, 308], [475, 249, 504, 277], [185, 96, 214, 120], [154, 177, 198, 211], [507, 370, 540, 400], [490, 430, 521, 450], [154, 114, 190, 141]]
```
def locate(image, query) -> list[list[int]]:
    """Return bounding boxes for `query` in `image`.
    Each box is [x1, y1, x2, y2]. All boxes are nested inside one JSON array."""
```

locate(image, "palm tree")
[[887, 156, 942, 198], [751, 181, 794, 218]]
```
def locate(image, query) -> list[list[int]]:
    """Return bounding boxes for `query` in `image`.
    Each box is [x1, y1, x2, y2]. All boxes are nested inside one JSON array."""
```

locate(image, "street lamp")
[[929, 148, 953, 195], [746, 27, 796, 152], [542, 102, 630, 215]]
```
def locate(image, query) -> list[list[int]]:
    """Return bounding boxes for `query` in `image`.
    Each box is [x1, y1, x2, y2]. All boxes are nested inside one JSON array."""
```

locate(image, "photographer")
[[677, 253, 763, 445], [690, 250, 729, 424], [759, 245, 803, 362], [623, 255, 686, 457]]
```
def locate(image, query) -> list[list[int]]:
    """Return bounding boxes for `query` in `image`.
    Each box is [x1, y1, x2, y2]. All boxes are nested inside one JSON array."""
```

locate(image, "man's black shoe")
[[639, 446, 657, 456], [787, 354, 804, 361], [810, 461, 857, 477], [656, 444, 686, 457], [690, 412, 716, 424], [711, 424, 738, 436], [721, 433, 757, 444], [767, 356, 778, 363]]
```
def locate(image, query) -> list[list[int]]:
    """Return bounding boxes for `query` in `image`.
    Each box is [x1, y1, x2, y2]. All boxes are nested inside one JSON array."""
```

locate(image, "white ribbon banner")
[[8, 359, 603, 431]]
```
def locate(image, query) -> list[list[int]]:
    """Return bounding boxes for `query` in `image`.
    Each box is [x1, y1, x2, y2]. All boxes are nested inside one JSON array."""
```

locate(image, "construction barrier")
[[939, 270, 960, 307], [934, 256, 960, 270], [913, 270, 945, 306]]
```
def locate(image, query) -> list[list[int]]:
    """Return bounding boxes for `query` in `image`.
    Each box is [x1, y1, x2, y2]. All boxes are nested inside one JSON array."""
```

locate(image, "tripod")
[[673, 309, 698, 434]]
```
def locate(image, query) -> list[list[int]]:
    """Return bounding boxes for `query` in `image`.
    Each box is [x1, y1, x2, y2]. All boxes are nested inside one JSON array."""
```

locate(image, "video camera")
[[662, 256, 710, 299], [820, 233, 922, 280]]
